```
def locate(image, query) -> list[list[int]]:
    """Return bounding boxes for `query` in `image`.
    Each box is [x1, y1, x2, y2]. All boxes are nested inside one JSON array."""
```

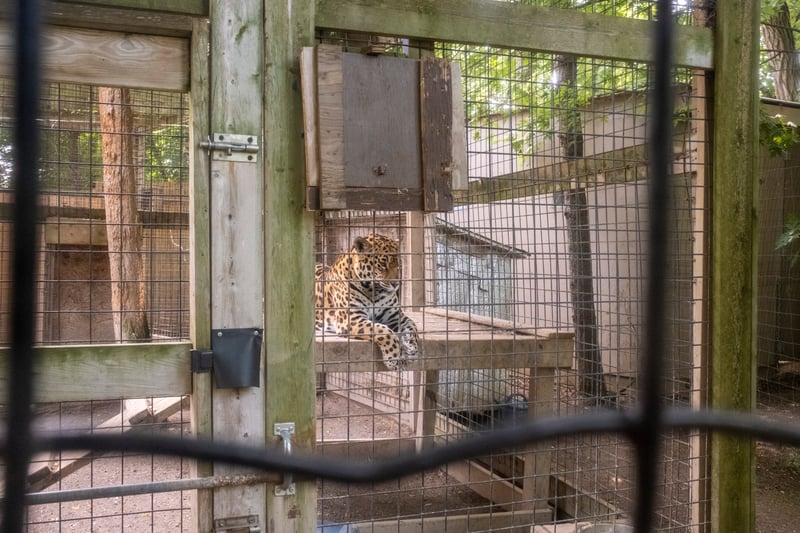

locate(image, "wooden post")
[[264, 0, 317, 530], [711, 1, 760, 532], [189, 17, 213, 533], [208, 0, 267, 527]]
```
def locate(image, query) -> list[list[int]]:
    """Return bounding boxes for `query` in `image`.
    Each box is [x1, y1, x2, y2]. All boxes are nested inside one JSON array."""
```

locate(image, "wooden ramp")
[[26, 397, 186, 493]]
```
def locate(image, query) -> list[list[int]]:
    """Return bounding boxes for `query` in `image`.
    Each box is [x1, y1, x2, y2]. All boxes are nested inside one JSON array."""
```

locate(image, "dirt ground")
[[12, 386, 800, 532], [756, 383, 800, 533]]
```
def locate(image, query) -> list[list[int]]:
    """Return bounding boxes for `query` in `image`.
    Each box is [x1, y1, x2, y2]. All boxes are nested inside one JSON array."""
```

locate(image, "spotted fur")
[[315, 234, 419, 370]]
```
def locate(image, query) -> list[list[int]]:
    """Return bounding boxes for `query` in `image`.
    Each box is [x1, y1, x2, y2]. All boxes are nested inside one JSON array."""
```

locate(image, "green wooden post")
[[263, 0, 317, 530], [711, 0, 760, 532]]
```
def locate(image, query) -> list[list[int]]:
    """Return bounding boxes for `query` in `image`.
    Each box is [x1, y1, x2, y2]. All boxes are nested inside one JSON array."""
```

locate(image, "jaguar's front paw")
[[400, 332, 418, 360]]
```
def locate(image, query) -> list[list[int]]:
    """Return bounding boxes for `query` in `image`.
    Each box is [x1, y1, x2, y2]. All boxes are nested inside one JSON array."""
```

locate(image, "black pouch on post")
[[211, 328, 263, 388]]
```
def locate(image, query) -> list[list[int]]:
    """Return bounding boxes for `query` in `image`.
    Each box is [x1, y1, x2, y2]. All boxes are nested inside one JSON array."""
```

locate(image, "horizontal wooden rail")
[[0, 341, 191, 403], [317, 0, 713, 69]]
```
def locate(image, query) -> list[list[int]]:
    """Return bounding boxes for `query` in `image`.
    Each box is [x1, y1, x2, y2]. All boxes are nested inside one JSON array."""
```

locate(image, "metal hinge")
[[200, 133, 259, 162], [190, 349, 213, 373], [213, 514, 260, 533]]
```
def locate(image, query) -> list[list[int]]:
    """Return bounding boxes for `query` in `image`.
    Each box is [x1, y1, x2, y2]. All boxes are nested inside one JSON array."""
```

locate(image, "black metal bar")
[[634, 0, 675, 530], [7, 408, 798, 488], [2, 1, 42, 532]]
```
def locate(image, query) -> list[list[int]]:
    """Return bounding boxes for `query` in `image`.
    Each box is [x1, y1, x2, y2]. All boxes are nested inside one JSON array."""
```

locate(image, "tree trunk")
[[98, 87, 150, 342], [763, 2, 800, 101], [556, 55, 607, 401]]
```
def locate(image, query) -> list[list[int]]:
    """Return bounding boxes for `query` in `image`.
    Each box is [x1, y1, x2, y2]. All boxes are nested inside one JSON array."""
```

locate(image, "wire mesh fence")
[[3, 2, 799, 533], [0, 78, 193, 531]]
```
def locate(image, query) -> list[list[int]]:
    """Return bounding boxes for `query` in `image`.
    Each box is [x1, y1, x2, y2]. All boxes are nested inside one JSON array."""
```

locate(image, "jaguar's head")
[[350, 234, 401, 290]]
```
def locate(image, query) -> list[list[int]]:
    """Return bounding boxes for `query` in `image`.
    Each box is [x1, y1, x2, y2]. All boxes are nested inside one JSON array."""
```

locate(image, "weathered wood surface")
[[208, 0, 266, 526], [316, 44, 347, 209], [711, 1, 760, 532], [264, 0, 318, 528], [47, 0, 207, 16], [343, 53, 420, 190], [420, 57, 453, 211], [189, 17, 213, 533], [316, 309, 574, 373], [0, 342, 191, 403], [316, 0, 713, 69], [41, 3, 194, 36], [0, 24, 188, 91]]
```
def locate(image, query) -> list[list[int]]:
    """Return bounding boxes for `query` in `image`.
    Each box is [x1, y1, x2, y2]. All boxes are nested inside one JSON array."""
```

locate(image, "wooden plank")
[[316, 0, 713, 69], [189, 16, 213, 533], [446, 459, 523, 511], [41, 3, 194, 37], [345, 510, 541, 533], [307, 185, 424, 211], [0, 24, 188, 91], [209, 0, 266, 525], [711, 2, 759, 533], [420, 57, 453, 211], [343, 53, 420, 190], [264, 0, 318, 529], [43, 218, 107, 246], [450, 61, 468, 191], [0, 342, 191, 403], [316, 310, 574, 373], [301, 47, 321, 189], [316, 44, 347, 209], [51, 0, 208, 16]]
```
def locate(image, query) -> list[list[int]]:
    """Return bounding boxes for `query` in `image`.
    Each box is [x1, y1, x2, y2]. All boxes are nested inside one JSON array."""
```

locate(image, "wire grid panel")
[[0, 80, 194, 531], [313, 32, 710, 531]]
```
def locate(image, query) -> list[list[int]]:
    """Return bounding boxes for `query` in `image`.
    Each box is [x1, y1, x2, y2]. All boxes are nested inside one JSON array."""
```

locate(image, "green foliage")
[[760, 109, 800, 157], [776, 213, 800, 267], [145, 125, 188, 183]]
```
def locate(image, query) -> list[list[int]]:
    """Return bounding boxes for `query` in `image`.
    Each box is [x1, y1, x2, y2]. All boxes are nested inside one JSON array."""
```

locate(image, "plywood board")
[[342, 53, 420, 190]]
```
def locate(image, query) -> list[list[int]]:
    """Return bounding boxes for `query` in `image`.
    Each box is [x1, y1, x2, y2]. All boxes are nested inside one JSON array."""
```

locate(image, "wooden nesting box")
[[300, 45, 467, 212]]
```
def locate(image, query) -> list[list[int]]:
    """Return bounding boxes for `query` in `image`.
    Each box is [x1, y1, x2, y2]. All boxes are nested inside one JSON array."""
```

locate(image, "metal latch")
[[213, 514, 260, 533], [200, 133, 259, 162], [274, 422, 295, 496]]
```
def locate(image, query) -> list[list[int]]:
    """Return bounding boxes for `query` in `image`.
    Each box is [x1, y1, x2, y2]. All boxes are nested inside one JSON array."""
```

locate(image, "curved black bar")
[[13, 409, 800, 486]]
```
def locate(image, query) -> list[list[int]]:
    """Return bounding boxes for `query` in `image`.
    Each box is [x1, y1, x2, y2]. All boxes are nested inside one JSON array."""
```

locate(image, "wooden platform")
[[316, 308, 574, 373], [316, 308, 575, 515]]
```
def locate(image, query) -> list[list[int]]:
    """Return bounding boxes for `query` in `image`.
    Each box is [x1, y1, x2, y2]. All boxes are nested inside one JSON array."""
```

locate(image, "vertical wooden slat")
[[189, 16, 213, 533], [209, 0, 266, 526], [420, 57, 453, 211], [264, 0, 318, 530], [317, 44, 346, 209], [711, 0, 760, 532]]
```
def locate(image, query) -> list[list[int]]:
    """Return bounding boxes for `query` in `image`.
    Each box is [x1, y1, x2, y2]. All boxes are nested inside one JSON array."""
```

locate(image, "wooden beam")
[[0, 24, 188, 91], [316, 0, 713, 69], [711, 1, 760, 533], [0, 342, 191, 403], [264, 0, 318, 529], [51, 0, 208, 17], [43, 2, 195, 36]]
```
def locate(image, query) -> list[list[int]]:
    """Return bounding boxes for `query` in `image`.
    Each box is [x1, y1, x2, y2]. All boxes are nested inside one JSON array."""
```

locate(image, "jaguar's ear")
[[354, 236, 371, 253]]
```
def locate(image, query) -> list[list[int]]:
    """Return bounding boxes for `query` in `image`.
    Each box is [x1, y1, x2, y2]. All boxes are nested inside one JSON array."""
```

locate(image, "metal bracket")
[[213, 514, 260, 533], [274, 422, 295, 496], [200, 133, 259, 162], [190, 349, 213, 373]]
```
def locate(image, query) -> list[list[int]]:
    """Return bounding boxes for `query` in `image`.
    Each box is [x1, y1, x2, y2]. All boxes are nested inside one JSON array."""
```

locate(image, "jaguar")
[[315, 233, 419, 370]]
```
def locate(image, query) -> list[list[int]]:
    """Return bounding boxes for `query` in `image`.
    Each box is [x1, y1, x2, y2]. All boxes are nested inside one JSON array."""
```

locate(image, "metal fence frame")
[[2, 2, 794, 533]]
